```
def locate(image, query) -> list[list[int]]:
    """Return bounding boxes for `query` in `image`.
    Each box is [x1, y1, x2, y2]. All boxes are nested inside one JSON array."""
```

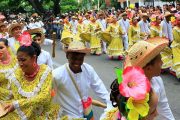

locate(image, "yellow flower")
[[127, 94, 149, 120]]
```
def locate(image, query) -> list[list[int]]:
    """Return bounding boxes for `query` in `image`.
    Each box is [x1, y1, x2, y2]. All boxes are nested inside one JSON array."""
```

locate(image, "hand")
[[4, 103, 15, 113]]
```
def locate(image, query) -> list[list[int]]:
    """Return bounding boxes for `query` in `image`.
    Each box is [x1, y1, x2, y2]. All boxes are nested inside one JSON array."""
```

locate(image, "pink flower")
[[18, 32, 32, 46], [119, 66, 151, 100]]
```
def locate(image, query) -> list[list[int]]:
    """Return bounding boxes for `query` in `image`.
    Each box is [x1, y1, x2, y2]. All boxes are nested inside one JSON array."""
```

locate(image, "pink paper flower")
[[119, 66, 151, 100], [18, 32, 32, 46]]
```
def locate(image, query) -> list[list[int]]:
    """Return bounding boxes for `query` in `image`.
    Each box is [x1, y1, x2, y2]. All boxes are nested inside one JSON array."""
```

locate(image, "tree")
[[60, 0, 78, 13]]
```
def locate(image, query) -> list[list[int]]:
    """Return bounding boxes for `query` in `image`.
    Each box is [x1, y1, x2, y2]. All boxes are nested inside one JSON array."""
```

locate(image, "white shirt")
[[28, 22, 37, 29], [96, 19, 107, 31], [138, 20, 151, 35], [151, 76, 175, 120], [70, 20, 78, 34], [37, 50, 53, 69], [161, 19, 173, 41], [53, 63, 110, 118], [83, 19, 90, 26], [119, 18, 130, 37], [7, 37, 19, 54]]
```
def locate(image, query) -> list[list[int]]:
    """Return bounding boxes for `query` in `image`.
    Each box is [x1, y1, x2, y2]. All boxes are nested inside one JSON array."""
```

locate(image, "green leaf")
[[115, 67, 123, 84]]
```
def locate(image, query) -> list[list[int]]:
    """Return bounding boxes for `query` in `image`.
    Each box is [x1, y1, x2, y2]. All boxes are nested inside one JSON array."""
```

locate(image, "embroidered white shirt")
[[96, 19, 107, 31], [53, 63, 110, 118]]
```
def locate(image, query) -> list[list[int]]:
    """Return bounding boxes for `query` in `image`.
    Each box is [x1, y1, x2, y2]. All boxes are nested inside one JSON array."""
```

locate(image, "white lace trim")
[[13, 101, 27, 120], [8, 66, 51, 98]]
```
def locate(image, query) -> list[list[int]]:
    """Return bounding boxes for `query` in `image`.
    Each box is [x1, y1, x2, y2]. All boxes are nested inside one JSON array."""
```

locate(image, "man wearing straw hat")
[[97, 11, 107, 54], [119, 12, 130, 51], [124, 37, 175, 120], [138, 13, 151, 39], [53, 41, 110, 119]]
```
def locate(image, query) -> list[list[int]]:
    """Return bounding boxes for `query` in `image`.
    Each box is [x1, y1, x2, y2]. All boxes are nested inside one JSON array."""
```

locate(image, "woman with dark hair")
[[1, 33, 60, 119], [0, 38, 18, 101]]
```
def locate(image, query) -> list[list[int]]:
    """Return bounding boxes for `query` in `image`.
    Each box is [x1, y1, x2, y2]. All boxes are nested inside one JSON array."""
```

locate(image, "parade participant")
[[128, 16, 141, 48], [83, 13, 90, 26], [53, 41, 110, 119], [101, 38, 175, 120], [150, 14, 162, 37], [0, 23, 9, 39], [160, 12, 173, 69], [87, 16, 102, 55], [61, 17, 73, 48], [27, 28, 53, 69], [19, 18, 28, 32], [28, 17, 36, 29], [119, 12, 130, 50], [138, 13, 151, 40], [7, 22, 23, 54], [0, 38, 18, 101], [171, 14, 180, 80], [75, 16, 85, 41], [96, 11, 107, 53], [70, 16, 78, 35], [2, 33, 60, 119], [106, 15, 124, 60]]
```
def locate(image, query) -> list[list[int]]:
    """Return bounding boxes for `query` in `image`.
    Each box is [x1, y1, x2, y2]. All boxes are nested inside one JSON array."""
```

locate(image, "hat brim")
[[0, 23, 6, 28], [125, 37, 169, 68], [8, 23, 23, 36], [0, 103, 8, 118], [65, 48, 91, 54], [164, 13, 173, 17], [26, 28, 45, 44]]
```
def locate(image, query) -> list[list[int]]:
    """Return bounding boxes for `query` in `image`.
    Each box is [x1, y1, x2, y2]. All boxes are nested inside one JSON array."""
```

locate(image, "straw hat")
[[141, 13, 149, 18], [164, 11, 173, 17], [8, 22, 23, 36], [0, 23, 6, 28], [125, 37, 169, 68], [72, 16, 77, 19], [121, 12, 127, 17], [0, 103, 8, 118], [65, 41, 91, 54], [26, 28, 45, 43]]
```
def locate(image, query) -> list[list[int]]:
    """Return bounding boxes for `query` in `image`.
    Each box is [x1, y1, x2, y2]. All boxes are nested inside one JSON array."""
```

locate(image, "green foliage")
[[60, 0, 79, 13]]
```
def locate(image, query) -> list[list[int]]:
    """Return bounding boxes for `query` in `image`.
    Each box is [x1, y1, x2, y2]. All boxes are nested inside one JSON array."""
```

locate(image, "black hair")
[[17, 41, 41, 57], [0, 38, 8, 46]]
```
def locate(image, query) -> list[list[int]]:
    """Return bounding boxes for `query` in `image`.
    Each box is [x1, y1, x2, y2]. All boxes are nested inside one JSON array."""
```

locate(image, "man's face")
[[66, 52, 85, 73], [123, 15, 127, 20]]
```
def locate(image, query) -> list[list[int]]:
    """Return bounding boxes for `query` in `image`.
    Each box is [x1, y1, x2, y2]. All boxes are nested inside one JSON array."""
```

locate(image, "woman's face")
[[132, 18, 138, 24], [0, 41, 8, 60], [156, 17, 161, 24], [12, 26, 22, 37], [17, 51, 36, 73], [0, 25, 6, 32]]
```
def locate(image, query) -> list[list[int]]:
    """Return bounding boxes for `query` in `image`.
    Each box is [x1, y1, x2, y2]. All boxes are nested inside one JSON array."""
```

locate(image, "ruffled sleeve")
[[12, 69, 52, 119]]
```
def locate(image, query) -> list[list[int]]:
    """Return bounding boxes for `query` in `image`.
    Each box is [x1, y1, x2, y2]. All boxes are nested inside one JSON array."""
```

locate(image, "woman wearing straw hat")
[[53, 41, 110, 119], [7, 22, 23, 54], [171, 13, 180, 80], [0, 23, 9, 39], [105, 15, 124, 60], [101, 37, 175, 120]]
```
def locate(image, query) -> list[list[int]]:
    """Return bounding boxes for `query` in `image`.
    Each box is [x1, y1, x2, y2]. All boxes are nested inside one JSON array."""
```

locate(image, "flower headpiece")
[[18, 32, 32, 46], [115, 66, 151, 120]]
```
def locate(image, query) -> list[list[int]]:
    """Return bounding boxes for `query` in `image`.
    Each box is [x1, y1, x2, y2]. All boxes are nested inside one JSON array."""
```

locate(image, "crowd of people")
[[0, 3, 179, 120]]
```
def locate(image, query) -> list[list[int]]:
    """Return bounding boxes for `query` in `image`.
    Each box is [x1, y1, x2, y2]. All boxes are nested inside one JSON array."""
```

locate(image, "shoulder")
[[52, 64, 66, 79], [41, 50, 51, 56]]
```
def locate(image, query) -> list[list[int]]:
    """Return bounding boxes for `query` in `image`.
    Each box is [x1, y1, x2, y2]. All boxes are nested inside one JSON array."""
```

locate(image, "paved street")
[[43, 42, 180, 120]]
